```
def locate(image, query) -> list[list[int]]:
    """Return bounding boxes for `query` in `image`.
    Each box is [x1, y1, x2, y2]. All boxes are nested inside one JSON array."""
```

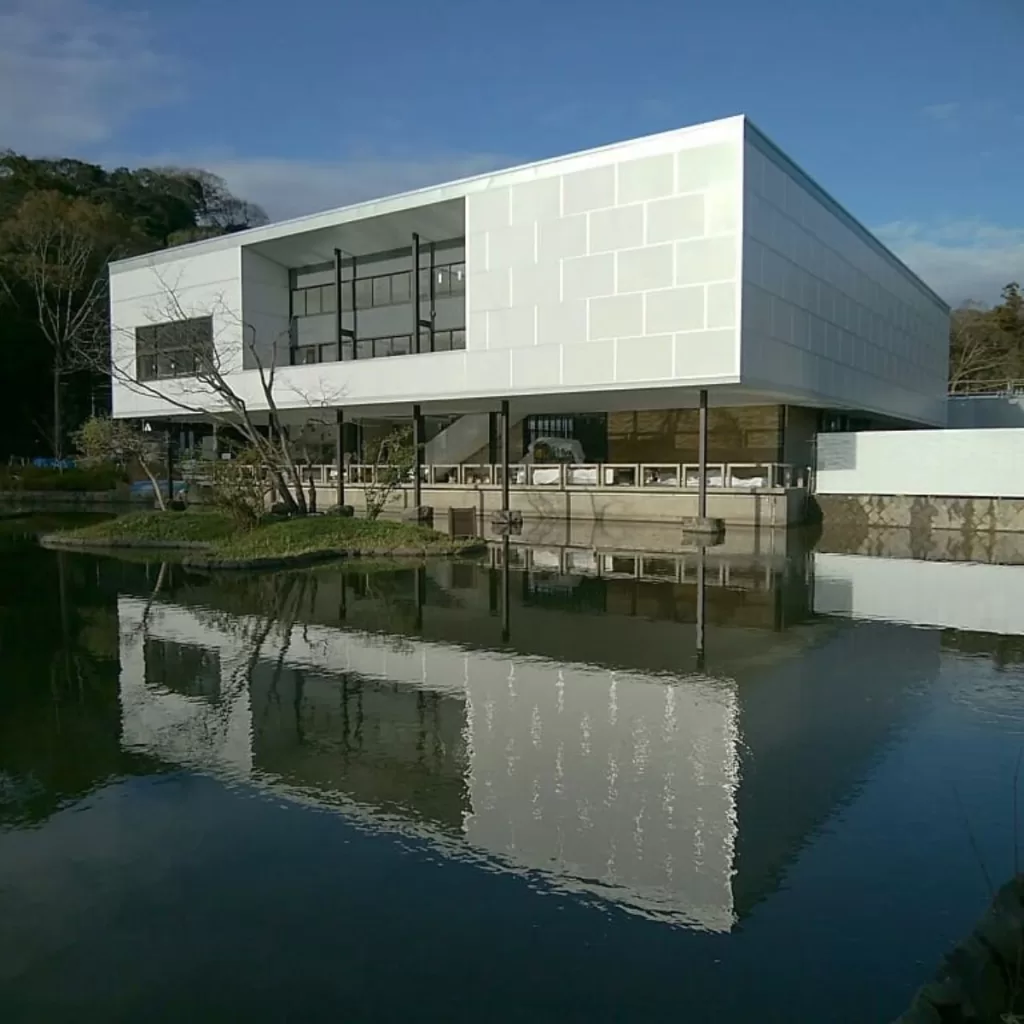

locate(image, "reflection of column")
[[414, 566, 426, 632], [501, 536, 511, 644], [695, 545, 706, 673]]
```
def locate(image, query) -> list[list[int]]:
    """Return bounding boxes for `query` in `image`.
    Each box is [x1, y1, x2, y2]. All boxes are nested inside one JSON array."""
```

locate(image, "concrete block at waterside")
[[681, 516, 725, 536]]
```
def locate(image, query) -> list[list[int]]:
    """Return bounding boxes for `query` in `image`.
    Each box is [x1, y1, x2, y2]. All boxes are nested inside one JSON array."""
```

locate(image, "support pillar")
[[165, 430, 175, 505], [500, 535, 511, 644], [412, 403, 423, 509], [334, 408, 345, 509], [488, 411, 498, 467]]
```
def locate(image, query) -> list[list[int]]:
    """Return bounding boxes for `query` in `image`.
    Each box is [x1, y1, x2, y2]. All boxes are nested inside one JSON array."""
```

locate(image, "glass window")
[[305, 287, 321, 315], [374, 337, 393, 358], [372, 276, 391, 307], [450, 263, 466, 292], [392, 334, 411, 356], [321, 285, 336, 313], [391, 271, 410, 303], [452, 328, 466, 350], [434, 268, 450, 297], [418, 268, 430, 299], [319, 342, 339, 363], [433, 330, 451, 352], [354, 279, 372, 310], [341, 340, 354, 361], [356, 339, 373, 360], [291, 289, 305, 316]]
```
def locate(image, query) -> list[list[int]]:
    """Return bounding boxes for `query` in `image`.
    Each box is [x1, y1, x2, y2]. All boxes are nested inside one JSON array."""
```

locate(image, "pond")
[[1, 519, 1022, 1022]]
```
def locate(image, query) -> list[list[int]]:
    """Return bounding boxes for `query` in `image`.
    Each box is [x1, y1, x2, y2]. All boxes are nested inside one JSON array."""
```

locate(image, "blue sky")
[[2, 0, 1021, 302]]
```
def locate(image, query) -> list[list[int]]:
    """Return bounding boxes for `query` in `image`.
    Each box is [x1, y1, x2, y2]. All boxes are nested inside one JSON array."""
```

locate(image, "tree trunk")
[[52, 360, 63, 462]]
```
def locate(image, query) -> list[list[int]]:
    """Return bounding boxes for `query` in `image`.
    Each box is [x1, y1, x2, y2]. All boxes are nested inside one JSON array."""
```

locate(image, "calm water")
[[1, 521, 1023, 1023]]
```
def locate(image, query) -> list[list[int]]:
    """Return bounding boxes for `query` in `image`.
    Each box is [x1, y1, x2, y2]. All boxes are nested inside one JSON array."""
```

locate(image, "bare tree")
[[0, 191, 136, 458], [949, 304, 1015, 394], [81, 270, 342, 516]]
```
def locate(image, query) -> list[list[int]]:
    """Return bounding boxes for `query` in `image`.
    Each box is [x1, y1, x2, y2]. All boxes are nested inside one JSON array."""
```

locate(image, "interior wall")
[[608, 405, 783, 464]]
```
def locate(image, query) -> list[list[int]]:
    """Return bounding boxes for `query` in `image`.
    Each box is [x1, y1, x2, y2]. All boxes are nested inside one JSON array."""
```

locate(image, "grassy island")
[[41, 510, 483, 568]]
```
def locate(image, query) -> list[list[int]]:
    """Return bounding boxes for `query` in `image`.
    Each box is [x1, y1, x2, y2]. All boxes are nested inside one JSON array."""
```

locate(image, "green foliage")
[[55, 510, 236, 543], [73, 416, 167, 509], [364, 426, 416, 520], [203, 448, 273, 530], [207, 515, 470, 562], [0, 464, 125, 492], [0, 151, 267, 460]]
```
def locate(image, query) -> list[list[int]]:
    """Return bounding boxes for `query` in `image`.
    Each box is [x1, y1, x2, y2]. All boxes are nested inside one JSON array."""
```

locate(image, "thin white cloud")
[[875, 219, 1024, 305], [0, 0, 179, 152], [922, 102, 960, 122]]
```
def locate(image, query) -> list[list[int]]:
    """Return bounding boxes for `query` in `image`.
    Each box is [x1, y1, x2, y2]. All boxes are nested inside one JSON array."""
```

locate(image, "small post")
[[412, 403, 423, 508], [335, 408, 345, 508], [488, 411, 498, 468], [698, 388, 709, 521], [500, 399, 510, 512]]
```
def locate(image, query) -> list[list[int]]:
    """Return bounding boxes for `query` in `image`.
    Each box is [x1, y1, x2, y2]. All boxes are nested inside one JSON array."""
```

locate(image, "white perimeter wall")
[[814, 552, 1024, 635], [465, 118, 742, 394], [816, 428, 1024, 497], [741, 127, 949, 426]]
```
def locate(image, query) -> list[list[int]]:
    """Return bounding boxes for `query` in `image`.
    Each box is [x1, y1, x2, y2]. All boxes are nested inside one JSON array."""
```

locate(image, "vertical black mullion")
[[351, 255, 358, 359], [428, 242, 436, 353], [333, 249, 342, 356], [412, 232, 421, 353]]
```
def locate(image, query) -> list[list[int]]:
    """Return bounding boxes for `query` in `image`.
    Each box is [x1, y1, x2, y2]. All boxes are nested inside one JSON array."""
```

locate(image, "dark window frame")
[[135, 316, 214, 382]]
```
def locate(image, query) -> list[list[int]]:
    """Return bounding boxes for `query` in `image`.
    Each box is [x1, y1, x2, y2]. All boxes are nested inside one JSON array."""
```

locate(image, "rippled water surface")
[[1, 521, 1022, 1022]]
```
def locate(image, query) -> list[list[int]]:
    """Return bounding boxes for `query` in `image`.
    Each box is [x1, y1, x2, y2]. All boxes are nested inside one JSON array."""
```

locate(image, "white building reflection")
[[117, 596, 740, 932]]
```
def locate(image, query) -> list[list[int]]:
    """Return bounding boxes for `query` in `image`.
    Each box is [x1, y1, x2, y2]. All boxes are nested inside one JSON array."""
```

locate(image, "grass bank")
[[42, 510, 482, 567]]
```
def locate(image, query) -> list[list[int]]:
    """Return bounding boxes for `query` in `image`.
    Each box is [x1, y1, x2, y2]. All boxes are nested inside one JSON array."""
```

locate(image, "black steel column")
[[335, 408, 345, 508], [698, 388, 709, 521], [412, 403, 423, 508], [351, 255, 358, 358], [428, 241, 436, 352], [500, 399, 510, 512], [412, 232, 421, 353]]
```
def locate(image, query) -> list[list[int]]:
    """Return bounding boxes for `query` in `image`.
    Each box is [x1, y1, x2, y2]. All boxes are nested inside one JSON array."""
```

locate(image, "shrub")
[[0, 463, 126, 492]]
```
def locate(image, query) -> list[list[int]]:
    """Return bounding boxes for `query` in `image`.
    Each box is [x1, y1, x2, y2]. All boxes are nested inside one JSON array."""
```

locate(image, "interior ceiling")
[[267, 385, 804, 424], [249, 199, 465, 267]]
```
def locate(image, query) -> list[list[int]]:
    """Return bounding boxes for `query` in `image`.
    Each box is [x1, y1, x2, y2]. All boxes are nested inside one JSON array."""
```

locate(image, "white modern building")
[[108, 115, 950, 523]]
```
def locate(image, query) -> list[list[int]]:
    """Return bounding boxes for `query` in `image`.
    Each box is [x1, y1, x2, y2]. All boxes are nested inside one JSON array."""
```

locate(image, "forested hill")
[[0, 152, 267, 459]]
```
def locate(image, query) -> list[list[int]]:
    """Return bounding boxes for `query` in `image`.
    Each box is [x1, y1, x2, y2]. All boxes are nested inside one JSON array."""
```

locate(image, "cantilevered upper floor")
[[109, 115, 950, 426]]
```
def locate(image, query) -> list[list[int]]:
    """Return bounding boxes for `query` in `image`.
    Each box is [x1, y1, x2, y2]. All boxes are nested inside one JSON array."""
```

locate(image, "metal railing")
[[298, 461, 799, 490], [949, 379, 1024, 396]]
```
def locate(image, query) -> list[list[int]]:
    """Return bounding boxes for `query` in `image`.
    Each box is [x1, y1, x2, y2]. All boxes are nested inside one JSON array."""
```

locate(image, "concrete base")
[[313, 483, 806, 528], [326, 504, 355, 517], [401, 505, 434, 527]]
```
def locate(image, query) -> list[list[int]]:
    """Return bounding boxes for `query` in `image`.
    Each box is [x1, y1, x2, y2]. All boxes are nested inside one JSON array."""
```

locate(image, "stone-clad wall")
[[816, 494, 1024, 534]]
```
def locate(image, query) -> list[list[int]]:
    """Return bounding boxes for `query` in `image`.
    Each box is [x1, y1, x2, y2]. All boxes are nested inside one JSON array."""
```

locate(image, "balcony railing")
[[298, 461, 799, 490]]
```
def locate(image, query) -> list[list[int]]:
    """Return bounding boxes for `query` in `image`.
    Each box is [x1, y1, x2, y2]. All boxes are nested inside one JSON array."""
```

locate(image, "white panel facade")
[[466, 120, 743, 397], [110, 248, 243, 419], [815, 428, 1024, 497], [107, 115, 947, 425], [741, 126, 949, 426]]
